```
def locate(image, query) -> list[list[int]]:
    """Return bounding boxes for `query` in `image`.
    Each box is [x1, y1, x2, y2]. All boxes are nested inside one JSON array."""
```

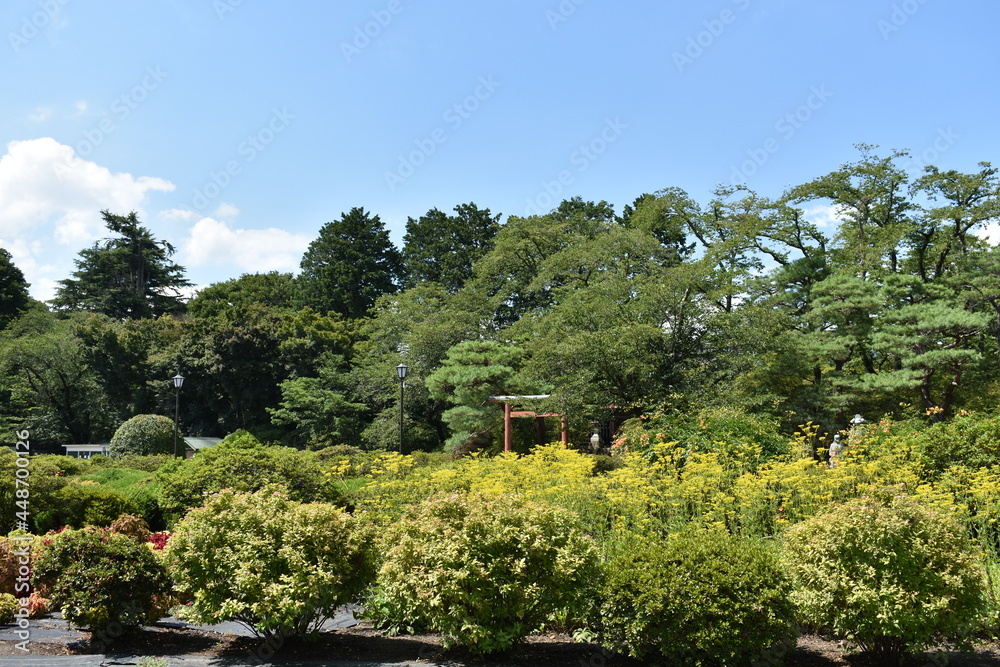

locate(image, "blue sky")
[[2, 0, 998, 301]]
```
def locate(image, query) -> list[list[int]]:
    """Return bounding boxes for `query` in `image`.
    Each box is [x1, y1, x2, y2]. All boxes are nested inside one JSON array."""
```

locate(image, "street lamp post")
[[173, 373, 185, 457], [396, 363, 408, 454]]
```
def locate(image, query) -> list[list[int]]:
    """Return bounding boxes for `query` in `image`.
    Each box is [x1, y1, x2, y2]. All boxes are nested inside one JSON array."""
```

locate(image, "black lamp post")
[[172, 373, 185, 457], [396, 363, 408, 454]]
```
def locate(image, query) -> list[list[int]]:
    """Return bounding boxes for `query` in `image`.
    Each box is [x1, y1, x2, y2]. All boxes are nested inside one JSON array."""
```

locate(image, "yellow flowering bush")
[[164, 487, 375, 641]]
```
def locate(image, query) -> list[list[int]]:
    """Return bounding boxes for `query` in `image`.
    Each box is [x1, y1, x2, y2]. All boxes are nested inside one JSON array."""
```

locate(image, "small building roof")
[[183, 437, 223, 452]]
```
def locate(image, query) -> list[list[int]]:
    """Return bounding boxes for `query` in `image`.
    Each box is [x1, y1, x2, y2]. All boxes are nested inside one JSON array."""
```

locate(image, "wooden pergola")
[[488, 395, 568, 452]]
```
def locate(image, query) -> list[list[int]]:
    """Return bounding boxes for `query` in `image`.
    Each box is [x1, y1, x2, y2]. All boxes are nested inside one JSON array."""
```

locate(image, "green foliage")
[[402, 203, 501, 292], [36, 483, 138, 532], [269, 356, 367, 449], [110, 414, 176, 458], [0, 449, 72, 534], [367, 491, 599, 656], [782, 494, 989, 661], [0, 313, 119, 444], [157, 430, 337, 524], [618, 405, 790, 464], [0, 593, 18, 623], [598, 529, 796, 666], [50, 210, 191, 319], [113, 454, 173, 473], [425, 340, 523, 451], [296, 206, 402, 319], [187, 271, 296, 319], [0, 247, 31, 330], [164, 488, 374, 640], [33, 527, 171, 637]]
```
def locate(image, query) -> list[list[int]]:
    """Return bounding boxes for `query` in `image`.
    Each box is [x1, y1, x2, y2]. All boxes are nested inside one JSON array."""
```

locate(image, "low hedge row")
[[6, 489, 993, 664]]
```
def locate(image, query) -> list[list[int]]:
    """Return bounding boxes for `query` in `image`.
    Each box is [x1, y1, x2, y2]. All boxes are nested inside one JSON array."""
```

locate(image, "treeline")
[[2, 144, 999, 449]]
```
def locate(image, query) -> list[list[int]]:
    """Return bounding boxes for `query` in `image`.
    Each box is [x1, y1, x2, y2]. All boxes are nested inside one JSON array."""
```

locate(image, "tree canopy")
[[51, 210, 191, 319]]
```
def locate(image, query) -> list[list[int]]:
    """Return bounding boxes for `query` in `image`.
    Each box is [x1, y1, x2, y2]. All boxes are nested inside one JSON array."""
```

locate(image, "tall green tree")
[[0, 248, 31, 330], [426, 340, 523, 451], [0, 311, 117, 444], [51, 210, 190, 319], [402, 203, 501, 292], [296, 207, 402, 319]]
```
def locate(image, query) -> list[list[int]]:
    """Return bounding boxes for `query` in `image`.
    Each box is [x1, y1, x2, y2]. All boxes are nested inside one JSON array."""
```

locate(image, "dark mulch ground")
[[3, 621, 1000, 665]]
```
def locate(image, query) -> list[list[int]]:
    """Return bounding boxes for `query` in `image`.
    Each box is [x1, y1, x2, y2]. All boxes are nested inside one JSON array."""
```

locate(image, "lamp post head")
[[396, 363, 408, 381], [173, 373, 185, 389]]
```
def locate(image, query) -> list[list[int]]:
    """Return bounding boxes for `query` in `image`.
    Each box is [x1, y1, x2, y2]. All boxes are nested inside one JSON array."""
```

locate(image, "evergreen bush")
[[782, 493, 989, 661], [597, 529, 796, 666], [164, 487, 374, 641], [109, 414, 176, 458], [367, 491, 600, 656], [32, 527, 171, 638]]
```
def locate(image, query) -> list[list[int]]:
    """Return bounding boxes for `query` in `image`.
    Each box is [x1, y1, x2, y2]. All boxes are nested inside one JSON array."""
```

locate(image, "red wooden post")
[[504, 402, 512, 452]]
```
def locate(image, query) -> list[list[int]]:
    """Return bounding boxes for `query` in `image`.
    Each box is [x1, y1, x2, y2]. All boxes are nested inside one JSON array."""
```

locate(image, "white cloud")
[[72, 100, 88, 116], [0, 137, 175, 301], [161, 208, 201, 221], [213, 202, 240, 219], [183, 216, 309, 274], [977, 223, 1000, 246], [28, 107, 52, 123]]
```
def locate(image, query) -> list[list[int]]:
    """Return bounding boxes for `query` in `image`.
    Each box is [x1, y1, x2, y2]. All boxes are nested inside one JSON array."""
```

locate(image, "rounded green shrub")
[[367, 491, 600, 656], [110, 414, 176, 458], [597, 529, 796, 666], [34, 483, 137, 532], [164, 487, 374, 641], [32, 527, 171, 638], [157, 433, 337, 525], [782, 494, 989, 661]]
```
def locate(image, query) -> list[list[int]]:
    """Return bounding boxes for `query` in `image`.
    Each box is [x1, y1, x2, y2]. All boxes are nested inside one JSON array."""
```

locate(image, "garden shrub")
[[0, 537, 19, 595], [0, 450, 71, 534], [782, 493, 989, 661], [113, 454, 173, 472], [109, 414, 176, 458], [617, 405, 791, 465], [34, 483, 137, 532], [157, 431, 338, 524], [367, 491, 600, 656], [32, 527, 171, 637], [597, 529, 796, 665], [0, 593, 18, 623], [164, 487, 374, 641], [109, 513, 152, 543]]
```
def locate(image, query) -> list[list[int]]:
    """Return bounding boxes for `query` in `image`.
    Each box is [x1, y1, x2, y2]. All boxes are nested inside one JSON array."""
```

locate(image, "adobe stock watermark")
[[8, 0, 70, 53], [901, 127, 959, 178], [214, 0, 244, 21], [384, 75, 501, 192], [878, 0, 930, 40], [524, 116, 628, 215], [729, 84, 833, 184], [190, 108, 295, 210], [11, 429, 31, 653], [53, 66, 168, 180], [546, 0, 586, 30], [341, 0, 407, 63], [673, 0, 751, 73]]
